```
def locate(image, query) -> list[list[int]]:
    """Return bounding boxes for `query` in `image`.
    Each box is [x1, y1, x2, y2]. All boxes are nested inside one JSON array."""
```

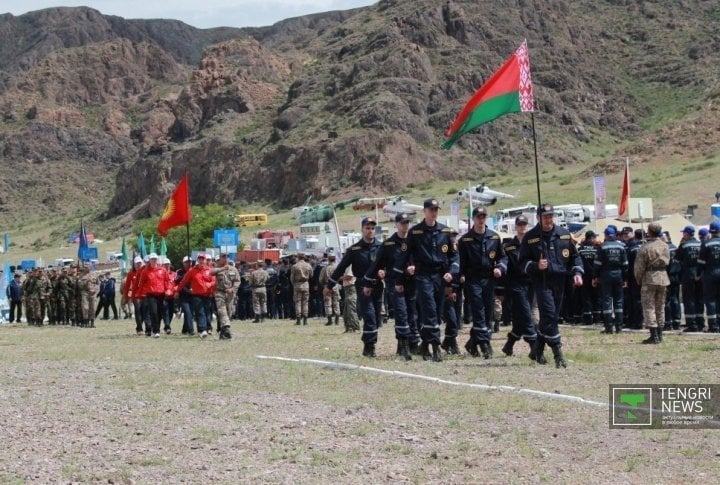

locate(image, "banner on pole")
[[594, 176, 607, 220]]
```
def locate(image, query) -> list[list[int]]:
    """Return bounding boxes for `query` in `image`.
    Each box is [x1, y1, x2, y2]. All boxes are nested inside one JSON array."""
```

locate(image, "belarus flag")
[[443, 41, 534, 149]]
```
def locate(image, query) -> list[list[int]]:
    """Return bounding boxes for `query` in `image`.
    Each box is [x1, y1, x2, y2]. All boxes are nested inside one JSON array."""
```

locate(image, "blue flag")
[[77, 219, 89, 260]]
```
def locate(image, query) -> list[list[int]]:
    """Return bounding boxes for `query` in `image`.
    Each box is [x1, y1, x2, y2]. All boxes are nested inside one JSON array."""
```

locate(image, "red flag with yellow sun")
[[157, 173, 191, 236]]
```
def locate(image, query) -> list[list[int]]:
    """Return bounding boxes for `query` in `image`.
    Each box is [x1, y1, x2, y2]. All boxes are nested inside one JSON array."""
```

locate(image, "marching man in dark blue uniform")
[[458, 206, 507, 359], [698, 221, 720, 333], [500, 215, 537, 357], [519, 204, 584, 368], [364, 212, 418, 360], [594, 226, 629, 334], [324, 217, 383, 357], [394, 198, 459, 362]]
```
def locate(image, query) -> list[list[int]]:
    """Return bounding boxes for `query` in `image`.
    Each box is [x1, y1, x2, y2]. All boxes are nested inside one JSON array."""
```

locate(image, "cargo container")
[[235, 249, 282, 263]]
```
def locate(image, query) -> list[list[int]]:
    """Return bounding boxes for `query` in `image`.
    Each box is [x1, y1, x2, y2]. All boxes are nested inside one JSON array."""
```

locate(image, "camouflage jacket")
[[634, 238, 670, 287]]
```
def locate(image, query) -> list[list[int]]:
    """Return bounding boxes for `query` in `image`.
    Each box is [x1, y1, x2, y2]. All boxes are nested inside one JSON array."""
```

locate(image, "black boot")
[[362, 342, 376, 358], [303, 316, 308, 326], [478, 340, 493, 359], [295, 317, 301, 325], [656, 326, 663, 342], [431, 343, 443, 362], [530, 339, 547, 364], [550, 343, 567, 368], [527, 340, 536, 358], [642, 327, 660, 344], [493, 321, 500, 333], [253, 315, 260, 323], [399, 338, 412, 361], [501, 333, 519, 356], [395, 340, 401, 356], [409, 340, 420, 355], [464, 338, 479, 357], [614, 323, 622, 334], [420, 342, 431, 361], [326, 316, 333, 326], [601, 323, 613, 334], [219, 326, 232, 340], [334, 314, 340, 325], [440, 336, 460, 355]]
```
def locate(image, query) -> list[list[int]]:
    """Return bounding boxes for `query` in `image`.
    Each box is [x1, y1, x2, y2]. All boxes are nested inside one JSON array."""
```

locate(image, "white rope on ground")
[[256, 355, 608, 409]]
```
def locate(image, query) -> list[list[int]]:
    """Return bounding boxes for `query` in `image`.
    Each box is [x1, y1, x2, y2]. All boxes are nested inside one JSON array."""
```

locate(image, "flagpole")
[[625, 157, 631, 223], [531, 111, 542, 208], [185, 169, 191, 260]]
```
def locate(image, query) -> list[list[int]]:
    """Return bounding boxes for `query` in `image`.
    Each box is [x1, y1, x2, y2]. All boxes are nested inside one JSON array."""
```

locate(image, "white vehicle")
[[54, 258, 74, 268], [581, 204, 619, 221], [457, 183, 515, 206], [382, 197, 423, 220], [555, 204, 586, 224]]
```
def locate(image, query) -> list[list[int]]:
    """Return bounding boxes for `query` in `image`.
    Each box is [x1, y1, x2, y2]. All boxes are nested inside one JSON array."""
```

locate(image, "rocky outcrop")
[[1, 1, 719, 225]]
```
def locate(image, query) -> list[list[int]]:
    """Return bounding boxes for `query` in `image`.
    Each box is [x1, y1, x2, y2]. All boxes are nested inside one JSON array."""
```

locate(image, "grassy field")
[[1, 318, 718, 483]]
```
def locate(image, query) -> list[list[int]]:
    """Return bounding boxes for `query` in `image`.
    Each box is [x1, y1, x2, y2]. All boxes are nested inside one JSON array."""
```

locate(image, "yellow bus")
[[235, 213, 268, 227]]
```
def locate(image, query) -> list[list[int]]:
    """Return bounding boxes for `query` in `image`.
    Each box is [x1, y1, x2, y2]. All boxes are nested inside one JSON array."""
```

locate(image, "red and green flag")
[[442, 40, 534, 149]]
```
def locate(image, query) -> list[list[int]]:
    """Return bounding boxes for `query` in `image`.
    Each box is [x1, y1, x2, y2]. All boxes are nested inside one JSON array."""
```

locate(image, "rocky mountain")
[[0, 0, 718, 228]]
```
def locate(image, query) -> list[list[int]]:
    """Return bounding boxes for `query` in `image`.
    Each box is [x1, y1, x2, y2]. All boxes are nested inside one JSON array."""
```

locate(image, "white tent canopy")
[[572, 213, 695, 242]]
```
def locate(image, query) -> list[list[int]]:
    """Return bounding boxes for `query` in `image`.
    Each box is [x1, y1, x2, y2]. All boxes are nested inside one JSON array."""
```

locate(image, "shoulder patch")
[[560, 234, 571, 240], [461, 237, 473, 242], [505, 245, 517, 251], [527, 237, 541, 244], [384, 241, 396, 246], [351, 245, 361, 251], [490, 234, 499, 240], [441, 228, 454, 233], [412, 230, 424, 235]]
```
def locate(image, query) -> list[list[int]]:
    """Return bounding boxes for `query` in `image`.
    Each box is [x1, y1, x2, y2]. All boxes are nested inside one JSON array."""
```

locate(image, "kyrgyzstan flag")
[[618, 160, 630, 216], [443, 40, 534, 149], [157, 173, 191, 236]]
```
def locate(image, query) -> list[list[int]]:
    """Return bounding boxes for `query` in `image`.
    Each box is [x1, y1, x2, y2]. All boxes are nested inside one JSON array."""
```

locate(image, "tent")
[[572, 213, 695, 242]]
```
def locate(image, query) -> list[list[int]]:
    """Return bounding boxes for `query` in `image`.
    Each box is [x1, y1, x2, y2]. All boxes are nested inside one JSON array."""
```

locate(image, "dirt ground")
[[0, 318, 719, 483]]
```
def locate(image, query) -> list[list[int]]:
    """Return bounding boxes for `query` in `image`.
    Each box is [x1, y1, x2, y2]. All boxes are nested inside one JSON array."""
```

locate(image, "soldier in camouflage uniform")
[[47, 269, 58, 324], [210, 253, 240, 339], [319, 254, 341, 326], [55, 268, 74, 325], [77, 266, 100, 327], [23, 269, 40, 325], [67, 267, 80, 325], [291, 254, 313, 325], [249, 261, 269, 323], [634, 222, 670, 344], [37, 269, 53, 325]]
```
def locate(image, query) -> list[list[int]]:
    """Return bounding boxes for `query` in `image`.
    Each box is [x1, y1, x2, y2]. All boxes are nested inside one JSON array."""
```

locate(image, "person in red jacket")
[[136, 253, 172, 338], [125, 256, 147, 335], [161, 257, 177, 334], [175, 253, 215, 338]]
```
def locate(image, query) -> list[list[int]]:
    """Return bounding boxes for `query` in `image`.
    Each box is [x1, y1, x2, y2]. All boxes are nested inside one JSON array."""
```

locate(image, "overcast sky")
[[1, 0, 377, 28]]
